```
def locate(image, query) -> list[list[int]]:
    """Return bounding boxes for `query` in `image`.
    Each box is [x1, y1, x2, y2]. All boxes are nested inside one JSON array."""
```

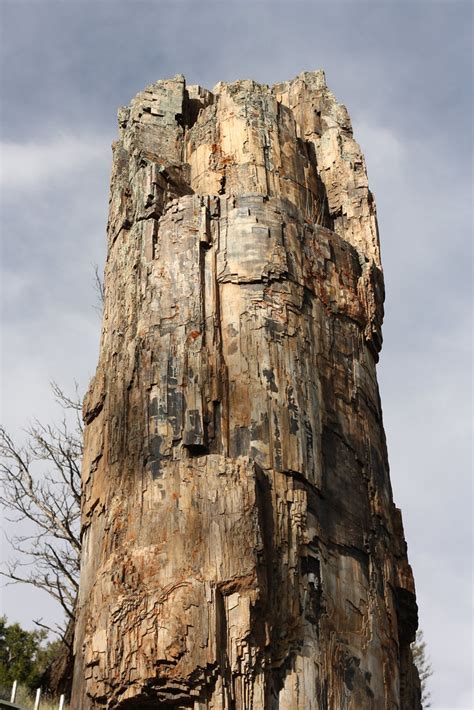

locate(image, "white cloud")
[[0, 134, 109, 190]]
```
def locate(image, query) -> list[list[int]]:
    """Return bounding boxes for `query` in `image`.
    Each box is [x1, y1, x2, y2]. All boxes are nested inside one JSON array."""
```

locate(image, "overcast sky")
[[0, 1, 472, 707]]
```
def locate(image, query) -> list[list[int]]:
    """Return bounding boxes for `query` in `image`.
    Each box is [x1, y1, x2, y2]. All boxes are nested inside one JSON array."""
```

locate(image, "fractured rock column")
[[72, 72, 420, 709]]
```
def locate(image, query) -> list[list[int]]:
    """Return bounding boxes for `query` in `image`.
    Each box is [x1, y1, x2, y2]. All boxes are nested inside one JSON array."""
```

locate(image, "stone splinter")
[[72, 71, 420, 709]]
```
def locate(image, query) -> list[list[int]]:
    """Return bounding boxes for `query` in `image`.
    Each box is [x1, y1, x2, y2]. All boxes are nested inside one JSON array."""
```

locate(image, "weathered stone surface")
[[72, 71, 420, 708]]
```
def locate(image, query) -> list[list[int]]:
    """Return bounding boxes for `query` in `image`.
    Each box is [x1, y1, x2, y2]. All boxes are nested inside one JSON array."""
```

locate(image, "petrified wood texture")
[[72, 71, 420, 709]]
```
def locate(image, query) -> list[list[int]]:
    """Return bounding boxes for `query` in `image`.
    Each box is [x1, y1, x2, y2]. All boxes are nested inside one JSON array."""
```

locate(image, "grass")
[[9, 685, 69, 710]]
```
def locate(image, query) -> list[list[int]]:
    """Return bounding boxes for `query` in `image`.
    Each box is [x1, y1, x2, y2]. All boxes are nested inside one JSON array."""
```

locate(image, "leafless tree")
[[411, 628, 433, 708], [0, 383, 82, 641], [92, 262, 105, 315]]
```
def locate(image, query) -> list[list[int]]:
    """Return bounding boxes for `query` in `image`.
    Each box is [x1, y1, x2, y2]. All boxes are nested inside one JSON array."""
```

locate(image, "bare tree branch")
[[0, 384, 82, 638], [33, 616, 68, 644], [411, 629, 433, 708], [92, 262, 105, 315]]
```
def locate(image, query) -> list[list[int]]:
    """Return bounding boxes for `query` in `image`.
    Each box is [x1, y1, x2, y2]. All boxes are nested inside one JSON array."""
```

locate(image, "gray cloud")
[[0, 134, 108, 188], [1, 1, 471, 706]]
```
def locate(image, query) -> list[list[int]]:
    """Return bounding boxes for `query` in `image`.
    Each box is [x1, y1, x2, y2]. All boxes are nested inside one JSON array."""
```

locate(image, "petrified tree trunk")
[[72, 71, 420, 709]]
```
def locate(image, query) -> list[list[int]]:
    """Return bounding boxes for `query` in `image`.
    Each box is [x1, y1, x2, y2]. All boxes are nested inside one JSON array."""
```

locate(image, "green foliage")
[[0, 616, 56, 690]]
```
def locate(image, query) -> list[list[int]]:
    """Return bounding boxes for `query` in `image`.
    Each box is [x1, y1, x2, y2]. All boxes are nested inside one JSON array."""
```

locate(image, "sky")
[[0, 0, 472, 706]]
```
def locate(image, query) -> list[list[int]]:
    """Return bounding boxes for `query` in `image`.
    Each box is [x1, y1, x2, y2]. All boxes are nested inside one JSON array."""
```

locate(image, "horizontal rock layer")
[[72, 71, 419, 709]]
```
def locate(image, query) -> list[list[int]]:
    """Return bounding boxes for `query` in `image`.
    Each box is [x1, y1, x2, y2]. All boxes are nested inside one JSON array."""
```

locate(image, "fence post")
[[34, 688, 41, 710], [10, 680, 17, 702], [59, 694, 65, 710]]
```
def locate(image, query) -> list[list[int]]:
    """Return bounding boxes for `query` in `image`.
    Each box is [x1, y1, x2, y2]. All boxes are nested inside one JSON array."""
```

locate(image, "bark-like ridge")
[[72, 71, 420, 709]]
